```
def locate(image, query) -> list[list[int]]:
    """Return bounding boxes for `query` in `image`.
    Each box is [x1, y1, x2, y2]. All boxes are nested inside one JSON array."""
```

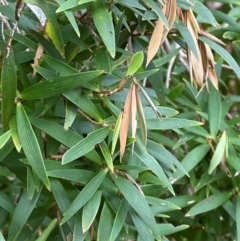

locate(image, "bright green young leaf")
[[110, 200, 128, 241], [111, 112, 122, 155], [111, 174, 161, 239], [97, 202, 114, 241], [1, 50, 17, 129], [82, 190, 102, 233], [127, 51, 144, 76], [199, 36, 240, 78], [62, 127, 110, 164], [16, 103, 50, 190], [61, 169, 108, 224], [208, 81, 222, 137], [8, 189, 42, 241], [19, 71, 103, 100], [208, 131, 227, 174], [35, 219, 58, 241], [92, 1, 115, 58], [186, 192, 232, 217]]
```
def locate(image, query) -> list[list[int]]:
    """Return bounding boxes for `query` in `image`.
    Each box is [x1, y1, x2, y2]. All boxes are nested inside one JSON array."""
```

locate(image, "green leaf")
[[111, 112, 122, 155], [110, 199, 128, 241], [127, 51, 144, 76], [62, 127, 110, 164], [82, 190, 102, 233], [186, 192, 232, 217], [8, 189, 42, 241], [208, 81, 222, 137], [143, 0, 169, 28], [99, 141, 113, 172], [134, 142, 174, 195], [64, 101, 77, 130], [19, 71, 103, 100], [92, 1, 115, 58], [147, 140, 189, 177], [130, 208, 154, 241], [191, 0, 219, 27], [208, 131, 227, 174], [175, 20, 198, 59], [61, 169, 108, 224], [0, 191, 15, 214], [145, 118, 202, 130], [94, 47, 112, 73], [73, 210, 87, 241], [199, 36, 240, 78], [97, 202, 114, 241], [1, 50, 17, 129], [27, 167, 36, 200], [111, 174, 161, 239], [166, 195, 198, 209], [64, 90, 103, 122], [35, 219, 58, 241], [237, 196, 240, 241], [16, 103, 50, 190], [56, 0, 80, 37], [9, 116, 21, 152], [0, 131, 11, 149], [173, 144, 210, 182]]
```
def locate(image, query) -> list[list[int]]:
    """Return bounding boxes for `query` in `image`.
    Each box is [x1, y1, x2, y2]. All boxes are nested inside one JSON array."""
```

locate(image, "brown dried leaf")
[[119, 84, 133, 160], [205, 43, 218, 90], [199, 29, 226, 47], [32, 43, 44, 77], [146, 0, 176, 66]]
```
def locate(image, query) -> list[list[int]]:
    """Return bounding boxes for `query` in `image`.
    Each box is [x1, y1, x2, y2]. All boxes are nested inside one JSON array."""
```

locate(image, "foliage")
[[0, 0, 240, 240]]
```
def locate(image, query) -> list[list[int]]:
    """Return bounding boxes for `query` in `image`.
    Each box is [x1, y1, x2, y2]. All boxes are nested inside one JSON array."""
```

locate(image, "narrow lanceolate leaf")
[[111, 112, 122, 155], [99, 141, 113, 172], [111, 174, 161, 239], [185, 192, 232, 217], [208, 131, 227, 174], [236, 196, 240, 241], [82, 190, 102, 233], [136, 86, 147, 146], [9, 116, 22, 152], [62, 127, 110, 164], [127, 51, 144, 76], [19, 71, 102, 100], [97, 202, 114, 241], [61, 169, 108, 224], [208, 81, 222, 137], [8, 189, 42, 241], [92, 1, 115, 58], [16, 103, 50, 190], [35, 219, 58, 241], [110, 200, 128, 241], [120, 84, 133, 160], [1, 50, 17, 129]]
